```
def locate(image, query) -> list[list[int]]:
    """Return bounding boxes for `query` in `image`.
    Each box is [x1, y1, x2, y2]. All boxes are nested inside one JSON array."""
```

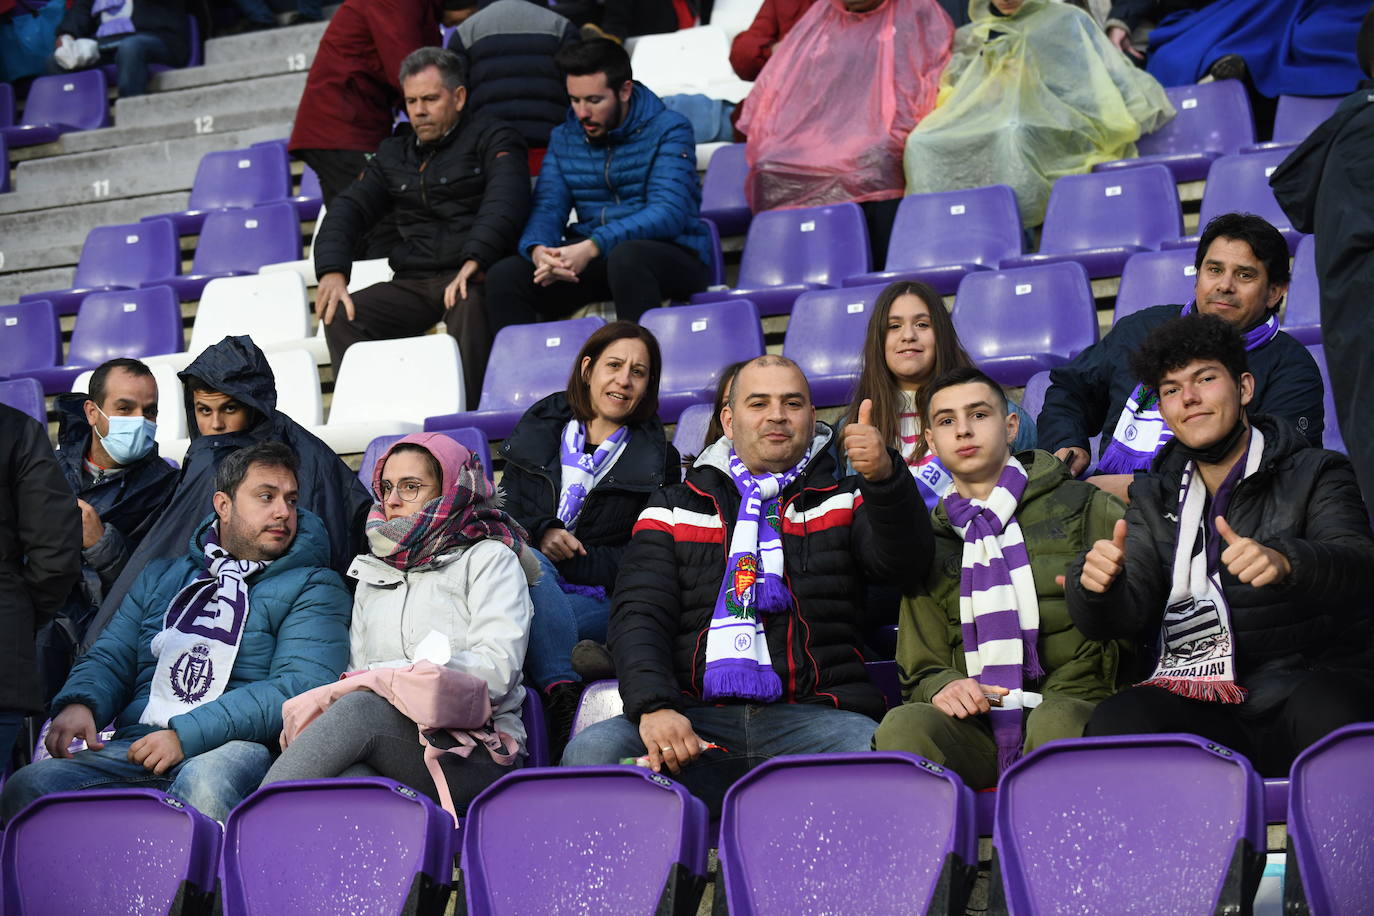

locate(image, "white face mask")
[[95, 405, 157, 465]]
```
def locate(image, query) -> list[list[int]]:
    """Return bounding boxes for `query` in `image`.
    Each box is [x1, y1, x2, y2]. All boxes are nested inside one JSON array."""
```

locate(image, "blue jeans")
[[561, 703, 878, 817], [46, 32, 177, 97], [0, 738, 271, 823], [525, 549, 611, 690], [0, 710, 26, 765]]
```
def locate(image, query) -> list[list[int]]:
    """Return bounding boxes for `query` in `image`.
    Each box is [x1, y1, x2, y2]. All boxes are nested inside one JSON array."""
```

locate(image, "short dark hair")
[[88, 357, 154, 410], [554, 38, 632, 91], [565, 321, 662, 425], [1195, 212, 1291, 288], [1128, 313, 1249, 391], [214, 441, 298, 499], [920, 366, 1008, 425], [398, 46, 467, 90]]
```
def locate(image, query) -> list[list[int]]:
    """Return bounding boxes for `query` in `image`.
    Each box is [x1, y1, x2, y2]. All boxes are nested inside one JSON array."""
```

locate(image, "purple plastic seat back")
[[670, 402, 714, 465], [703, 217, 724, 287], [67, 285, 184, 366], [1, 788, 221, 914], [782, 285, 882, 407], [0, 300, 60, 375], [186, 145, 292, 213], [1197, 151, 1299, 250], [1271, 94, 1342, 145], [1281, 235, 1319, 344], [1306, 344, 1344, 454], [701, 143, 751, 236], [1114, 247, 1198, 323], [76, 218, 182, 292], [0, 377, 45, 423], [641, 300, 766, 422], [1035, 164, 1181, 261], [951, 262, 1099, 387], [522, 685, 549, 767], [20, 69, 111, 131], [886, 185, 1023, 273], [991, 734, 1264, 915], [719, 752, 976, 916], [737, 202, 870, 290], [1019, 370, 1052, 423], [221, 778, 455, 916], [569, 679, 625, 740], [1285, 723, 1374, 914], [190, 202, 302, 274], [1137, 80, 1255, 160], [864, 660, 901, 710], [0, 82, 12, 127], [461, 766, 710, 915], [358, 426, 493, 486], [0, 132, 9, 193]]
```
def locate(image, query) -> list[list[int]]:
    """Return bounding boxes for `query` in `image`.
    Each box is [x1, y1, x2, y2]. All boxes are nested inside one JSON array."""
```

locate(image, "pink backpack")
[[281, 661, 519, 821]]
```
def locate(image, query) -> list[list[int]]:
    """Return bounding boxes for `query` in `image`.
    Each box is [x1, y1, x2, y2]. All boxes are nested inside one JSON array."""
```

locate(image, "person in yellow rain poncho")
[[904, 0, 1175, 228]]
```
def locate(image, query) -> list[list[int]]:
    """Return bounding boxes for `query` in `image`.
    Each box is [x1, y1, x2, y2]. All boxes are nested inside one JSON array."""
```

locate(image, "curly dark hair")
[[1128, 313, 1249, 391]]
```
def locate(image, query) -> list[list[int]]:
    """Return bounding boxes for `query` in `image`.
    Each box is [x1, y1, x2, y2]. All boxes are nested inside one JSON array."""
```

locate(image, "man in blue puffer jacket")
[[0, 442, 351, 824], [485, 37, 712, 329]]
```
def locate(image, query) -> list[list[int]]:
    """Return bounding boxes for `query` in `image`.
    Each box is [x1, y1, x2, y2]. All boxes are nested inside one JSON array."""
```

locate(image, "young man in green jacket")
[[874, 367, 1127, 789]]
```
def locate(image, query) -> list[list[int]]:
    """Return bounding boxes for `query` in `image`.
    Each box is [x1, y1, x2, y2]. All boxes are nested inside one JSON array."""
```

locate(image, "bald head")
[[722, 356, 816, 474]]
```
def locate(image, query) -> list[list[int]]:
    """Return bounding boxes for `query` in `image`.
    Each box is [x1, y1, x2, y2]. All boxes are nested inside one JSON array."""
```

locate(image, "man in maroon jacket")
[[728, 0, 817, 81]]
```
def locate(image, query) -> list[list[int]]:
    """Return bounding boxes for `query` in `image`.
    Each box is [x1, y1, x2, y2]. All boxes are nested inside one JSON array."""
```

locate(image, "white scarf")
[[556, 420, 629, 530]]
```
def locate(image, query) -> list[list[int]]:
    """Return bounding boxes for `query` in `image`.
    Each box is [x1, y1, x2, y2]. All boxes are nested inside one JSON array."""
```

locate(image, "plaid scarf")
[[366, 434, 535, 580], [701, 445, 812, 703], [1098, 301, 1279, 475], [1140, 427, 1264, 704], [140, 521, 263, 727], [944, 457, 1041, 773], [556, 419, 629, 529]]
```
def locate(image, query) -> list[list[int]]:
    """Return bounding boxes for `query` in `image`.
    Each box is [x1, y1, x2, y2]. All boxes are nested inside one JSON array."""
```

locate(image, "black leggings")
[[1085, 668, 1374, 776]]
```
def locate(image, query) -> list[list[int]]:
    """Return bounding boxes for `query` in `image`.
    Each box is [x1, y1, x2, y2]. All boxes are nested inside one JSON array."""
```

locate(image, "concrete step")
[[0, 192, 189, 253], [0, 125, 292, 214], [113, 72, 307, 131], [0, 266, 75, 305], [0, 242, 85, 276], [53, 108, 296, 158], [149, 49, 318, 94], [203, 20, 329, 67]]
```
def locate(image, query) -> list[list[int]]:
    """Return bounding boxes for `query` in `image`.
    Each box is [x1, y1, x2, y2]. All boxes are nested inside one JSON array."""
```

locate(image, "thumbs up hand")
[[844, 398, 895, 482], [1216, 516, 1291, 587], [1079, 518, 1129, 594]]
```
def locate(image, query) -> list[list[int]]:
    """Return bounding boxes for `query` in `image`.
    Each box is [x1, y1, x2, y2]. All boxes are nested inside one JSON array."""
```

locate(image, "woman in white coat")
[[261, 433, 538, 814]]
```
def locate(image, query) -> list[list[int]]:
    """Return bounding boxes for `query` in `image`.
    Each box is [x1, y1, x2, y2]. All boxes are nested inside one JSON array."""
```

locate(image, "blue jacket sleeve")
[[1253, 339, 1325, 447], [587, 116, 700, 256], [518, 144, 575, 258], [1039, 340, 1115, 454]]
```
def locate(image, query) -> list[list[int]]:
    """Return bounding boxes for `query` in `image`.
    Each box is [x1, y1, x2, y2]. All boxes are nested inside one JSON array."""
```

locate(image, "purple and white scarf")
[[944, 457, 1042, 773], [140, 522, 264, 727], [1140, 427, 1264, 704], [92, 0, 135, 40], [557, 420, 629, 530], [1098, 301, 1279, 475], [702, 446, 812, 703]]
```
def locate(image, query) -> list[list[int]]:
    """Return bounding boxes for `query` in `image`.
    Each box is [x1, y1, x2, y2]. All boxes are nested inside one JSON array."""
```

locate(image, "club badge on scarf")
[[140, 522, 264, 727], [557, 420, 629, 529]]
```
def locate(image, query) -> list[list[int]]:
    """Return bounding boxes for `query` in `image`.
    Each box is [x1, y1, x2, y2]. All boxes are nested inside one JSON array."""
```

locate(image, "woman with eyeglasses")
[[261, 433, 540, 813], [500, 321, 679, 759]]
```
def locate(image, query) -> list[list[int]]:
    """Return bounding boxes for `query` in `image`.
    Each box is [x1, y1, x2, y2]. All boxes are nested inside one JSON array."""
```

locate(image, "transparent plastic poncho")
[[737, 0, 955, 212], [903, 0, 1176, 227]]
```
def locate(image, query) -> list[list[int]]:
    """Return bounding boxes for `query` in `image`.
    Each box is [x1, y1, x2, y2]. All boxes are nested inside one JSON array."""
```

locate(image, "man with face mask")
[[37, 359, 176, 702]]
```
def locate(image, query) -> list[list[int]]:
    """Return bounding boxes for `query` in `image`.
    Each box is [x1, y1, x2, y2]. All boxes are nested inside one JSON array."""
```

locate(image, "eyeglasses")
[[376, 481, 429, 502]]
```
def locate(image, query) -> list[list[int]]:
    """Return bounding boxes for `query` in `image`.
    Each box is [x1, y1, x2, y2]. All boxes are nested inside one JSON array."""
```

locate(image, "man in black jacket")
[[0, 405, 81, 763], [1038, 212, 1323, 502], [313, 46, 530, 407], [1066, 314, 1374, 776], [561, 355, 932, 812], [49, 0, 189, 97]]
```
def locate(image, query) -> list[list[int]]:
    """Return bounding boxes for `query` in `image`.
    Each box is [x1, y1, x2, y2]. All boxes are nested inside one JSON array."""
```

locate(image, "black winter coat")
[[313, 110, 530, 280], [1066, 416, 1374, 698], [0, 405, 81, 714], [500, 392, 678, 593], [59, 0, 189, 67], [610, 428, 932, 723]]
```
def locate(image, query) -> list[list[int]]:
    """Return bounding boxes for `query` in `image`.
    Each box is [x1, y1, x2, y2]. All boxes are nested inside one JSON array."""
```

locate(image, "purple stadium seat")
[[718, 753, 977, 916], [19, 218, 180, 315], [1000, 165, 1182, 279], [1281, 235, 1319, 345], [0, 788, 221, 914], [1114, 247, 1198, 323], [1094, 80, 1254, 182], [692, 202, 870, 316], [16, 286, 183, 394], [700, 143, 751, 237], [1018, 370, 1052, 425], [1284, 723, 1374, 915], [844, 185, 1023, 293], [641, 299, 766, 422], [0, 378, 45, 423], [142, 202, 302, 302], [359, 427, 493, 486], [220, 778, 455, 915], [670, 401, 714, 464], [781, 285, 882, 407], [989, 734, 1264, 915], [423, 317, 604, 440], [521, 685, 549, 768], [865, 660, 901, 710], [1165, 150, 1302, 253], [292, 164, 324, 222], [0, 300, 61, 378], [1242, 94, 1343, 154], [1, 132, 10, 194], [1306, 344, 1344, 455], [951, 262, 1098, 387], [461, 767, 710, 915], [100, 14, 202, 86], [703, 217, 724, 287], [0, 82, 12, 127], [0, 69, 111, 148], [143, 145, 294, 236]]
